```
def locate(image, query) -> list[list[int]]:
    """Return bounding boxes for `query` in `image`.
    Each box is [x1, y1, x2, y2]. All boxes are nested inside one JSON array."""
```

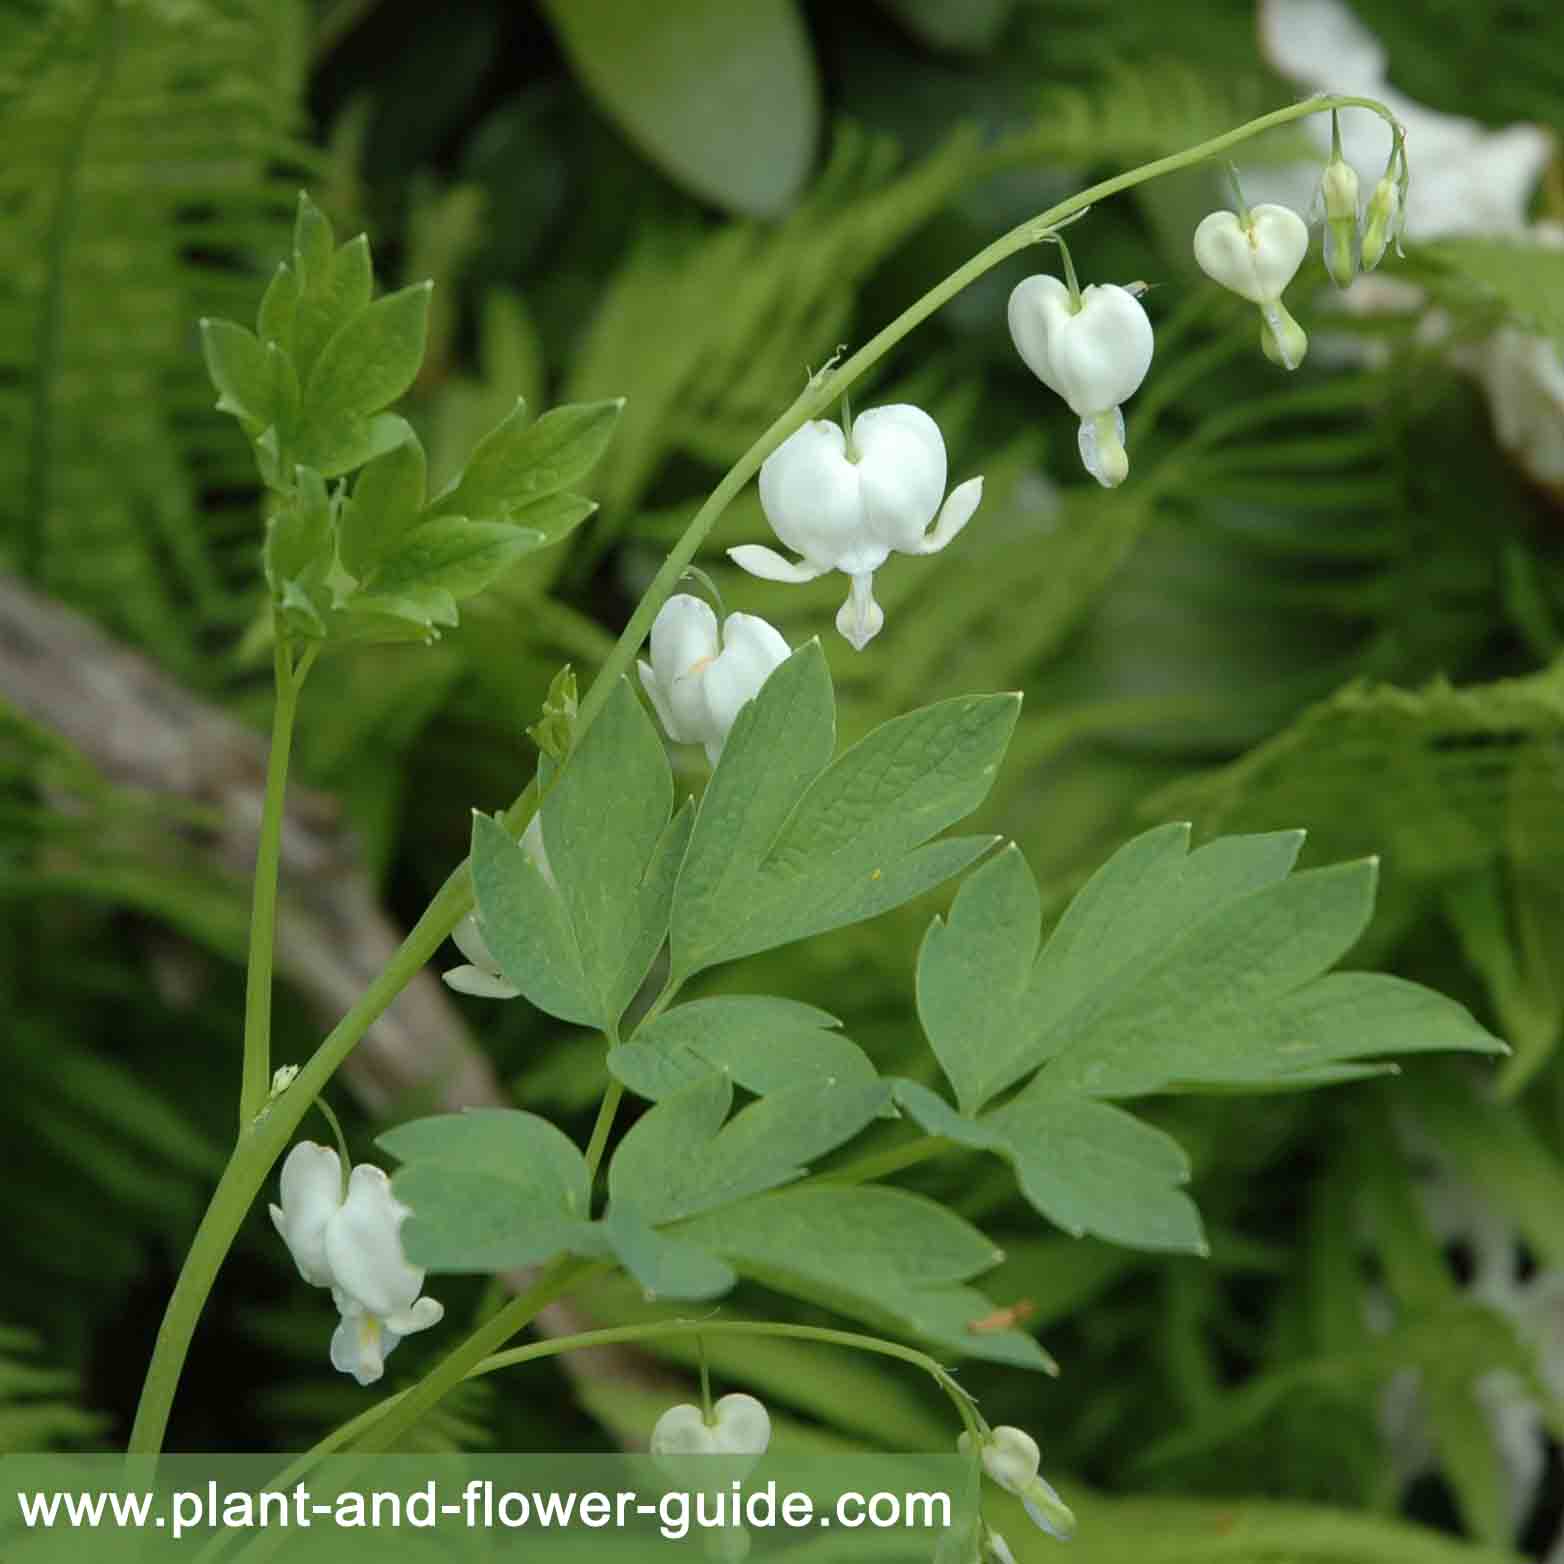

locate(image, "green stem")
[[207, 1314, 982, 1564], [583, 1078, 625, 1184], [237, 638, 314, 1129], [350, 1256, 604, 1454], [128, 92, 1398, 1457], [127, 857, 474, 1454]]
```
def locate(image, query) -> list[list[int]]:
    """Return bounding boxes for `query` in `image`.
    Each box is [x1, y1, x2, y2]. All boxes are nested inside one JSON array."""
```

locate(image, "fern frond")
[[999, 59, 1303, 171], [0, 0, 314, 682], [0, 1325, 106, 1451], [565, 123, 984, 528]]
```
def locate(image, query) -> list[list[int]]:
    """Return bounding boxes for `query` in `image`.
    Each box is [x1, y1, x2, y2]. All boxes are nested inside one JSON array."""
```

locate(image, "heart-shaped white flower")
[[1007, 276, 1154, 488], [731, 404, 982, 650], [650, 1392, 772, 1460], [269, 1142, 444, 1385], [637, 595, 791, 764], [1193, 204, 1312, 370]]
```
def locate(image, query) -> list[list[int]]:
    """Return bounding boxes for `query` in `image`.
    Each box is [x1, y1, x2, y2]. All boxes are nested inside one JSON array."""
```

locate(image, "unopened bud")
[[1321, 157, 1361, 288], [1361, 172, 1402, 271]]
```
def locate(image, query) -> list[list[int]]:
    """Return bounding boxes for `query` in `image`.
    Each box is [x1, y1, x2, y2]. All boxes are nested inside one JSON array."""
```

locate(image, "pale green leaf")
[[470, 812, 596, 1028], [904, 828, 1501, 1252], [541, 678, 680, 1032], [609, 995, 878, 1102], [586, 1203, 736, 1302], [382, 1109, 590, 1272], [670, 643, 1017, 979], [678, 1186, 1053, 1371], [606, 1072, 885, 1226]]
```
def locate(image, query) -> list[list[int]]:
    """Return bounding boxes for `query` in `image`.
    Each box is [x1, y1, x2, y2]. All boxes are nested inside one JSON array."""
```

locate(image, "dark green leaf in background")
[[540, 0, 822, 217]]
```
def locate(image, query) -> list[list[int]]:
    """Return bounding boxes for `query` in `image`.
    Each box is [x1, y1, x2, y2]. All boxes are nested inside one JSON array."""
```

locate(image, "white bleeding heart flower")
[[269, 1141, 443, 1385], [1193, 204, 1312, 370], [637, 595, 791, 764], [650, 1392, 772, 1469], [443, 817, 552, 999], [730, 404, 983, 651], [1008, 275, 1154, 488], [959, 1425, 1075, 1541]]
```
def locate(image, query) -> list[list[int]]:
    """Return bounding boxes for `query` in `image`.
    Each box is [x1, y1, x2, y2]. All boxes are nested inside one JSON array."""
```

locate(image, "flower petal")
[[442, 964, 522, 1000], [272, 1142, 343, 1289], [451, 912, 496, 972], [710, 1392, 772, 1457], [835, 572, 884, 651], [702, 613, 791, 737], [1052, 285, 1154, 415], [852, 404, 948, 554], [650, 1403, 716, 1457], [382, 1294, 445, 1338], [324, 1164, 424, 1319], [726, 545, 828, 584], [1007, 274, 1074, 398], [639, 657, 683, 741], [329, 1311, 398, 1386], [648, 594, 719, 686], [919, 475, 983, 555], [757, 420, 870, 572]]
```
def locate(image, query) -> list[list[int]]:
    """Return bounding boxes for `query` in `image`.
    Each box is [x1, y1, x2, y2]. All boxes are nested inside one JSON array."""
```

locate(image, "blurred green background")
[[3, 0, 1564, 1559]]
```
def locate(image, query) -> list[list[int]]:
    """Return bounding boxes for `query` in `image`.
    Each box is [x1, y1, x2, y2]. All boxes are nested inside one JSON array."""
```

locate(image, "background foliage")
[[2, 0, 1564, 1559]]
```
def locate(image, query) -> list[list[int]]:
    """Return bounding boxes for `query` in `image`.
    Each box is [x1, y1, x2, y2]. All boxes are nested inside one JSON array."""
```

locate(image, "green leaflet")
[[431, 398, 623, 524], [669, 642, 1013, 980], [370, 518, 547, 599], [300, 282, 431, 427], [381, 1109, 590, 1273], [605, 1072, 886, 1227], [198, 320, 273, 430], [905, 827, 1503, 1253], [608, 995, 879, 1102], [676, 1186, 1053, 1371], [471, 678, 686, 1034], [339, 431, 426, 579], [579, 1202, 736, 1302]]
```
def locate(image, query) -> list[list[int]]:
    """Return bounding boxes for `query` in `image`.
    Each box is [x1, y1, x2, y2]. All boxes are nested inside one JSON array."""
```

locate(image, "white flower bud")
[[959, 1425, 1076, 1541], [637, 595, 790, 764], [1194, 204, 1311, 370], [1008, 275, 1153, 488], [1361, 170, 1403, 271], [730, 404, 983, 651], [1321, 156, 1362, 288], [269, 1142, 444, 1385]]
